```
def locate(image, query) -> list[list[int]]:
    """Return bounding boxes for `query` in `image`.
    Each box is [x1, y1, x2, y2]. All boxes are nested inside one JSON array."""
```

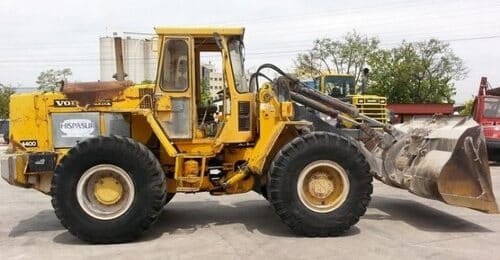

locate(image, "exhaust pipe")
[[113, 36, 126, 81]]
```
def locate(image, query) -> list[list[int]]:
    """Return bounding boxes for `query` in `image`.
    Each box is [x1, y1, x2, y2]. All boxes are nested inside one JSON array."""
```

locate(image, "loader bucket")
[[377, 117, 499, 213]]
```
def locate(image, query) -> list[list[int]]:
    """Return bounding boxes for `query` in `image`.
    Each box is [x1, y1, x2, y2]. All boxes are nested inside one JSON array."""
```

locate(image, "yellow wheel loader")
[[312, 73, 388, 125], [1, 27, 497, 243]]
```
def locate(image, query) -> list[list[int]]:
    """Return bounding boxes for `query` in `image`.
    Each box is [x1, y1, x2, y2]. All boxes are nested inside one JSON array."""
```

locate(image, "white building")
[[99, 37, 157, 83], [202, 62, 224, 100]]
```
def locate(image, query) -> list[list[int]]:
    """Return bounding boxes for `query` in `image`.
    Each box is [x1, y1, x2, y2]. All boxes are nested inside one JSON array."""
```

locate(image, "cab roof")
[[154, 27, 245, 37]]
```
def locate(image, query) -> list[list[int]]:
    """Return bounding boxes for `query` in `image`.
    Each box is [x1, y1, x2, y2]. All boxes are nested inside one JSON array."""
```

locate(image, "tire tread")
[[50, 136, 166, 243], [267, 131, 373, 237]]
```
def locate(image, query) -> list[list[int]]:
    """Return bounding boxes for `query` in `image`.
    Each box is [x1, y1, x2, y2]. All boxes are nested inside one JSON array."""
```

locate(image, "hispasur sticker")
[[59, 119, 96, 137], [51, 112, 99, 148]]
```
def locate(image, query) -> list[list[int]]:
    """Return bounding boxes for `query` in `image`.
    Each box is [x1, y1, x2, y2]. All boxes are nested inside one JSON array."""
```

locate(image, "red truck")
[[472, 77, 500, 161]]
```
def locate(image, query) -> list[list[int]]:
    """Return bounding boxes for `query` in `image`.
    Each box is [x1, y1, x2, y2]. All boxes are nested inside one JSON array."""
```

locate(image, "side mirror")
[[151, 37, 159, 52]]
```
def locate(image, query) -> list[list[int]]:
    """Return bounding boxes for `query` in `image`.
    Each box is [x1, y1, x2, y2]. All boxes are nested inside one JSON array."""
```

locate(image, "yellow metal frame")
[[155, 27, 245, 37], [350, 94, 387, 124]]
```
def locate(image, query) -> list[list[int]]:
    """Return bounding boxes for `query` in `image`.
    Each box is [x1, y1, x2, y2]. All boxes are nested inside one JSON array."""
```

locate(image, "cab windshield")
[[228, 39, 249, 92], [483, 97, 500, 118], [323, 75, 356, 98]]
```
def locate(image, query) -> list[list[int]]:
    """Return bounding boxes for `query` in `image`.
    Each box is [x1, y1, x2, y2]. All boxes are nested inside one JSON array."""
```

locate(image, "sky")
[[1, 0, 500, 103]]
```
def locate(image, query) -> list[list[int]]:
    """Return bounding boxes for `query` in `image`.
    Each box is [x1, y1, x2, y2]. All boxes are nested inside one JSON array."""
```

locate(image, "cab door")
[[155, 36, 194, 139]]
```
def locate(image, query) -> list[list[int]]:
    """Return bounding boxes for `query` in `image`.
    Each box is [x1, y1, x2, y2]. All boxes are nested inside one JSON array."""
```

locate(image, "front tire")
[[267, 132, 372, 236], [51, 136, 166, 243], [164, 193, 176, 205]]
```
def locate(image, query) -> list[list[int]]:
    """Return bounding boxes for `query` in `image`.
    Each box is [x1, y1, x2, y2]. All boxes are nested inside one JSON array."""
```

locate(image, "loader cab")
[[315, 74, 356, 98], [153, 27, 255, 153]]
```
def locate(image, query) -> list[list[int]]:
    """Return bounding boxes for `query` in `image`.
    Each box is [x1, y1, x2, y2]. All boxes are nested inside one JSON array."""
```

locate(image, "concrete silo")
[[100, 36, 156, 83], [143, 40, 158, 82], [99, 37, 116, 81], [123, 37, 145, 84]]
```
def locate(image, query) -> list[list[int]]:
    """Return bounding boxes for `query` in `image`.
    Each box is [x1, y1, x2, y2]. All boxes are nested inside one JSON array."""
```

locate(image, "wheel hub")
[[94, 176, 123, 205], [307, 172, 334, 199], [76, 164, 135, 220], [297, 160, 350, 213]]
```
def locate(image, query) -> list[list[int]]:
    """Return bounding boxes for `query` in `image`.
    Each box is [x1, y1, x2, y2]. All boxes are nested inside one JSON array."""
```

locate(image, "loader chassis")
[[1, 27, 497, 243], [2, 27, 374, 242]]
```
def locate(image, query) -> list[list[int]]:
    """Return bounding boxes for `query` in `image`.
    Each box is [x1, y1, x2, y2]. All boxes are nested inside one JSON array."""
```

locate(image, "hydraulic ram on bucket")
[[273, 73, 498, 213]]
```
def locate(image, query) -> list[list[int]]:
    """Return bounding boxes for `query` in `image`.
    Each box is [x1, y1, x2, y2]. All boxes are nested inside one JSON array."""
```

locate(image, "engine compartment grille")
[[139, 88, 154, 109], [238, 101, 251, 131]]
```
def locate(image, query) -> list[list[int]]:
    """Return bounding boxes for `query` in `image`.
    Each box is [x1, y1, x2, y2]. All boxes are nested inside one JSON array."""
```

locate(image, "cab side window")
[[161, 39, 189, 91]]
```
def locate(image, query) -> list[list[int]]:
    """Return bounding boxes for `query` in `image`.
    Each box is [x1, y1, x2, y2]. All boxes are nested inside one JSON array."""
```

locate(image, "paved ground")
[[0, 158, 499, 259]]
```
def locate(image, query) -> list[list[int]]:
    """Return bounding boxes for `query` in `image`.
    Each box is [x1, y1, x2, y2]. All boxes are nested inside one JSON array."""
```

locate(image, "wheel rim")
[[297, 160, 350, 213], [76, 164, 135, 220]]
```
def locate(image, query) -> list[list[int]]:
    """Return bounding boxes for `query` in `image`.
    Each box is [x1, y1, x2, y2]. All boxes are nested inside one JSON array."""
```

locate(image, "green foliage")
[[368, 39, 467, 103], [36, 68, 72, 91], [460, 99, 474, 116], [296, 35, 467, 104], [141, 79, 154, 84], [294, 31, 379, 85], [200, 79, 212, 105], [0, 83, 16, 119]]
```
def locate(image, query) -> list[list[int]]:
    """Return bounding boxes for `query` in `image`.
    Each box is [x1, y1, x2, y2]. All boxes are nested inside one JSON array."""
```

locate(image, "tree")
[[368, 39, 467, 103], [0, 83, 16, 119], [141, 79, 154, 84], [460, 99, 474, 116], [294, 31, 380, 85], [200, 79, 212, 106], [36, 68, 72, 91]]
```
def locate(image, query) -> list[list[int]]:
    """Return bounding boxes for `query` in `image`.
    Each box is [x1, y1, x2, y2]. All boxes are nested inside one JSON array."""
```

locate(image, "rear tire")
[[51, 136, 166, 243], [267, 132, 372, 236]]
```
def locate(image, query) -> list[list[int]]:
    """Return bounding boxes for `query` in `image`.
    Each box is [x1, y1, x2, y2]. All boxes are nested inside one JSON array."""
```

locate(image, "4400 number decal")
[[20, 140, 38, 148]]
